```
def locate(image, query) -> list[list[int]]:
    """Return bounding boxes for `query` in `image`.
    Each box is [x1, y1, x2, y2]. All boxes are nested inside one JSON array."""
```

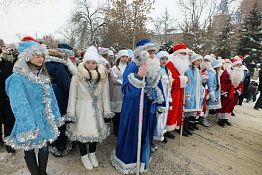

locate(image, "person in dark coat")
[[254, 67, 262, 110], [0, 50, 16, 153], [45, 47, 77, 156], [238, 66, 250, 105]]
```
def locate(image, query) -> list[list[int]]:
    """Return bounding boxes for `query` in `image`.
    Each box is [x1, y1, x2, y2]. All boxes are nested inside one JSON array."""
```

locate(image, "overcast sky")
[[0, 0, 240, 44]]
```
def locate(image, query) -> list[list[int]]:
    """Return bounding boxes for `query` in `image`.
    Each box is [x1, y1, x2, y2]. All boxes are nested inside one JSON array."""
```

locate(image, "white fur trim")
[[231, 60, 242, 67], [213, 62, 222, 69], [173, 48, 189, 55], [116, 50, 129, 60], [127, 73, 145, 88], [179, 75, 188, 88]]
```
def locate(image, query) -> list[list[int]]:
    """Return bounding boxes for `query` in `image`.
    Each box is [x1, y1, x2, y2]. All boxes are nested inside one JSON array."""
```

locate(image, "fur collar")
[[77, 62, 107, 81]]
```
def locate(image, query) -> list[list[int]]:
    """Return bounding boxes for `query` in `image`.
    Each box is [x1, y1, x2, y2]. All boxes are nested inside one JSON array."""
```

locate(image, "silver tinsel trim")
[[45, 56, 67, 65], [49, 140, 72, 157], [5, 67, 64, 150], [18, 44, 48, 62], [66, 78, 110, 143], [127, 73, 145, 88], [157, 106, 167, 113], [17, 128, 40, 143], [146, 75, 164, 104], [64, 114, 78, 122], [104, 112, 115, 119], [111, 150, 136, 174], [111, 150, 148, 174]]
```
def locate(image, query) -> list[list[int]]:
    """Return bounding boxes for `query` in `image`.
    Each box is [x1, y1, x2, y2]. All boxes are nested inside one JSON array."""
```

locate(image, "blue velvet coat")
[[111, 61, 165, 174], [184, 67, 203, 112], [4, 61, 62, 150]]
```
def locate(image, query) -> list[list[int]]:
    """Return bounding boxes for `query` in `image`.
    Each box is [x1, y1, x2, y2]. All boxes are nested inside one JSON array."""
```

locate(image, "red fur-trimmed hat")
[[231, 58, 242, 67], [234, 55, 244, 61], [172, 43, 189, 55]]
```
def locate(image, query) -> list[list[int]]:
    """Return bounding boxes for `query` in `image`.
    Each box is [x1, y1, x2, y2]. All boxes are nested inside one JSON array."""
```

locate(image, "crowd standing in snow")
[[0, 36, 261, 175]]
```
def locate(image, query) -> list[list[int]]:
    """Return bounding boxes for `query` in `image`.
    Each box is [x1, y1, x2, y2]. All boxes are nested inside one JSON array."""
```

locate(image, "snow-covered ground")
[[0, 101, 262, 175]]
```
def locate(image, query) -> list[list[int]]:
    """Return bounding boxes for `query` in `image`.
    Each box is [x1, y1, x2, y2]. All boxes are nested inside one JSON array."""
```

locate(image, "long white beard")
[[146, 57, 160, 80], [230, 67, 243, 88], [223, 63, 231, 72], [170, 54, 190, 75]]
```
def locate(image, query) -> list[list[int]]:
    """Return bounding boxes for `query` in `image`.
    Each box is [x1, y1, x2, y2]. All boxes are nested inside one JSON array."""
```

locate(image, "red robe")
[[217, 69, 243, 119], [166, 61, 187, 131]]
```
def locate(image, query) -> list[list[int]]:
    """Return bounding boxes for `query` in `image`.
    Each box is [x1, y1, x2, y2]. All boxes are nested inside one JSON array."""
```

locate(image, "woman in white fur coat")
[[66, 46, 113, 171]]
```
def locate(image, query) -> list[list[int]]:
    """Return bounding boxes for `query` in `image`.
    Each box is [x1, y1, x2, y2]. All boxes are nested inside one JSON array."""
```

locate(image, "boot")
[[192, 123, 199, 130], [38, 150, 49, 175], [224, 119, 232, 126], [24, 154, 40, 175], [162, 136, 168, 143], [81, 154, 93, 170], [89, 153, 99, 168], [182, 129, 189, 137], [200, 118, 210, 127], [164, 131, 175, 139], [6, 145, 16, 154], [184, 117, 192, 136], [218, 119, 225, 127], [188, 116, 195, 131]]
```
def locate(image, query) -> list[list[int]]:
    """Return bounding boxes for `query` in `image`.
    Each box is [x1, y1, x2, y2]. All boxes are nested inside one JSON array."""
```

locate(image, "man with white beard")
[[217, 58, 244, 127], [165, 43, 190, 137], [222, 58, 232, 72]]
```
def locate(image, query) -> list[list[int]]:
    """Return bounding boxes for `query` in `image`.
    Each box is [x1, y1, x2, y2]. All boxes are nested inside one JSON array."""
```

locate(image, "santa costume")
[[166, 44, 190, 134], [217, 59, 244, 127]]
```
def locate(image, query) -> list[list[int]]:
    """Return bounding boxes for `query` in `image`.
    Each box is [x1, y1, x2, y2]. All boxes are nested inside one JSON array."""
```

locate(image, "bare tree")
[[57, 22, 78, 47], [39, 34, 59, 49], [178, 0, 218, 54], [153, 7, 176, 44], [71, 0, 105, 48], [102, 0, 154, 50]]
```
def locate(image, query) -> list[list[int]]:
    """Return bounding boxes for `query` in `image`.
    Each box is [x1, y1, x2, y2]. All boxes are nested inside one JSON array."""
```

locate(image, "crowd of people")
[[0, 36, 261, 175]]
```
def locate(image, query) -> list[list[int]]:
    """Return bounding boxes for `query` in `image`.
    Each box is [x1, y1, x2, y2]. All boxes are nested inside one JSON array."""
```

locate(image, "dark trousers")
[[255, 91, 262, 108], [112, 112, 120, 136], [79, 142, 97, 156], [24, 146, 49, 175], [0, 101, 15, 139]]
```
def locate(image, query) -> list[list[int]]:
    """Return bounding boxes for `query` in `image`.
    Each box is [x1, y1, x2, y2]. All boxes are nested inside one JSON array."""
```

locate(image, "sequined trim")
[[45, 56, 67, 65], [5, 67, 64, 150], [18, 44, 48, 62], [66, 79, 110, 143], [146, 70, 164, 104], [128, 73, 145, 88], [17, 128, 40, 143]]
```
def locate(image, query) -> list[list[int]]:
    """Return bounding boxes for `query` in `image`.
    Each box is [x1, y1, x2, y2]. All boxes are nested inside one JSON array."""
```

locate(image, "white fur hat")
[[204, 55, 215, 62], [156, 50, 169, 59], [83, 46, 99, 63], [190, 54, 203, 63], [116, 49, 129, 60]]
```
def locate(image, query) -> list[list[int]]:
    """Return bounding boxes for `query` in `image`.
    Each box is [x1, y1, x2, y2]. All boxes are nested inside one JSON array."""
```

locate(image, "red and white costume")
[[217, 59, 244, 119], [166, 44, 189, 131]]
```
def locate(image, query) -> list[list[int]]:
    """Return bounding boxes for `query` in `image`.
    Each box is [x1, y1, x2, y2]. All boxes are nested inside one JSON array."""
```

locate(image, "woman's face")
[[29, 54, 45, 67], [120, 56, 128, 64], [85, 61, 97, 70], [160, 57, 168, 66], [193, 59, 202, 68]]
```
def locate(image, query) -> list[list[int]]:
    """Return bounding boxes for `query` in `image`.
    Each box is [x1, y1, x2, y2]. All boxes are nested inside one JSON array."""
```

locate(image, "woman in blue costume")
[[111, 39, 165, 174], [5, 39, 63, 175]]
